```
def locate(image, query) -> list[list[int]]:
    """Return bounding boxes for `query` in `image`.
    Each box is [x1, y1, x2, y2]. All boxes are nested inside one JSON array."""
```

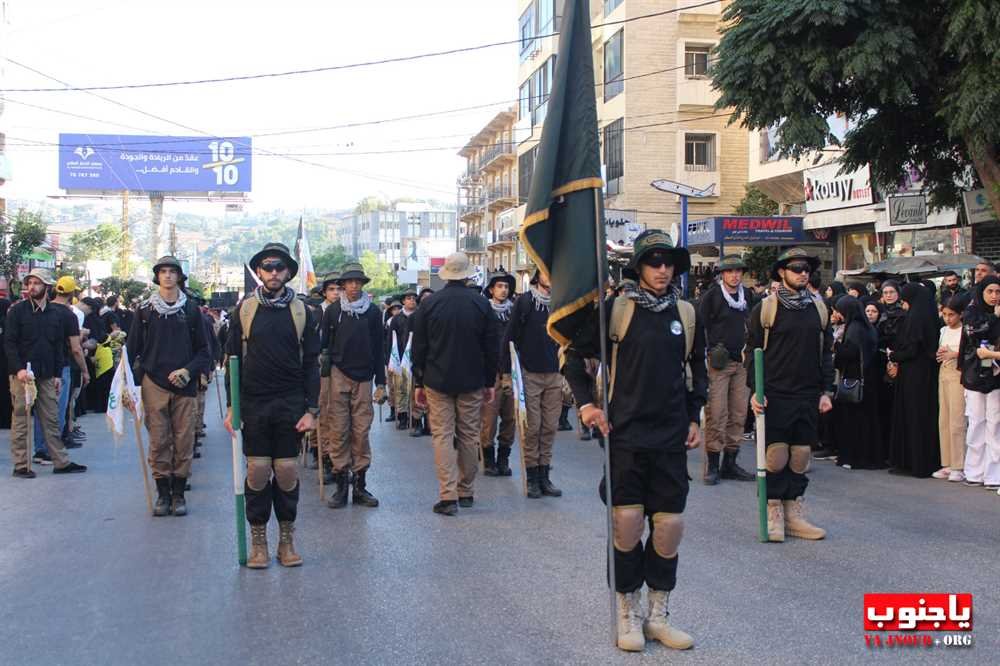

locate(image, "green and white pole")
[[754, 348, 768, 543], [229, 357, 248, 566]]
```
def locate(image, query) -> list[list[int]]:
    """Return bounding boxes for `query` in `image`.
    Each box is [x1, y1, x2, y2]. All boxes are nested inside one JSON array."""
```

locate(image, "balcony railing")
[[481, 142, 515, 168], [460, 234, 485, 252], [487, 184, 515, 204]]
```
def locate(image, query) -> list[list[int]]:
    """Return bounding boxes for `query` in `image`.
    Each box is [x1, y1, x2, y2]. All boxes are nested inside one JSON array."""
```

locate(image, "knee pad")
[[612, 505, 645, 552], [273, 457, 299, 492], [789, 446, 811, 474], [651, 512, 684, 559], [246, 456, 273, 491], [765, 443, 789, 473]]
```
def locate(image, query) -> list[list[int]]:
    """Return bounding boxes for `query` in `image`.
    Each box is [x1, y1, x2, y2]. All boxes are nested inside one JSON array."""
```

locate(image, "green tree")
[[735, 184, 779, 216], [354, 196, 389, 214], [94, 276, 151, 306], [713, 0, 1000, 214], [0, 209, 48, 288], [64, 223, 121, 267], [312, 245, 353, 274], [359, 250, 398, 295]]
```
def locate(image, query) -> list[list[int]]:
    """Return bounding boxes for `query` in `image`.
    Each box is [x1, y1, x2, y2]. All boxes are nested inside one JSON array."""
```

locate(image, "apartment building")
[[336, 205, 456, 272], [457, 108, 520, 277], [509, 0, 749, 276]]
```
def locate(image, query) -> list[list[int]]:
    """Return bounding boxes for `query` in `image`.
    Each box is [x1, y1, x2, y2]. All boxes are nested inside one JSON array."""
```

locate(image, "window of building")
[[519, 5, 536, 59], [604, 31, 624, 101], [684, 133, 716, 171], [604, 0, 623, 16], [684, 44, 711, 78], [603, 118, 624, 196], [528, 57, 555, 126], [519, 147, 538, 199], [536, 0, 555, 37]]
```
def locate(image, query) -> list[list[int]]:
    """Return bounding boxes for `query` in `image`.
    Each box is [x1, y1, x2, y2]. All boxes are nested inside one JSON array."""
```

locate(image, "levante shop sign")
[[687, 216, 805, 245]]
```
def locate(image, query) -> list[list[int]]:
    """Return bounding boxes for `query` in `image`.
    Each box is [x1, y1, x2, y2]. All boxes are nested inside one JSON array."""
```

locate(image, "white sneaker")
[[948, 470, 966, 482], [615, 591, 645, 652], [841, 464, 852, 470], [931, 467, 951, 479], [644, 589, 694, 650]]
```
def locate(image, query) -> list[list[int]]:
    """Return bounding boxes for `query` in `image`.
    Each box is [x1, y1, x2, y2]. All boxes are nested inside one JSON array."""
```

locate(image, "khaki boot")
[[783, 497, 826, 540], [247, 524, 270, 569], [615, 591, 645, 652], [644, 590, 694, 650], [277, 521, 303, 567], [767, 499, 785, 542]]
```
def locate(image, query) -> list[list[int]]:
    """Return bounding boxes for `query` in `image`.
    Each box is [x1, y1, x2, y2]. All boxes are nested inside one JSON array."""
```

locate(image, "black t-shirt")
[[50, 303, 81, 369]]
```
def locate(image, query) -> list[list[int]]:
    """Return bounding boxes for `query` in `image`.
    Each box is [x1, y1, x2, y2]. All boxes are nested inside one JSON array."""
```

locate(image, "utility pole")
[[169, 220, 177, 256], [119, 190, 130, 278], [149, 192, 164, 259]]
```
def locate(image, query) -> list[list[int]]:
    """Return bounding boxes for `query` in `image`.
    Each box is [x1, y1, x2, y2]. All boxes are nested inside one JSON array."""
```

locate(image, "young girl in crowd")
[[934, 294, 970, 482], [959, 276, 1000, 492]]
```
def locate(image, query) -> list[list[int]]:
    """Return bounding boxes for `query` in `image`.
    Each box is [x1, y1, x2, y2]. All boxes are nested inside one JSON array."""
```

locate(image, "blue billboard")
[[58, 134, 252, 192]]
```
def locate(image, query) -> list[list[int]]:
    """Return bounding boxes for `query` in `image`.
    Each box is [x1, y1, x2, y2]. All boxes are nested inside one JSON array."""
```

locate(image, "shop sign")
[[605, 209, 644, 245], [887, 194, 927, 227], [803, 162, 874, 213], [963, 189, 998, 225]]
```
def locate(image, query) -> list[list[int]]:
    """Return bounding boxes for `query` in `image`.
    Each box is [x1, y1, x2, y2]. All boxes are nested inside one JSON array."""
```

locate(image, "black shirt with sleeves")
[[321, 302, 385, 386], [4, 299, 68, 381]]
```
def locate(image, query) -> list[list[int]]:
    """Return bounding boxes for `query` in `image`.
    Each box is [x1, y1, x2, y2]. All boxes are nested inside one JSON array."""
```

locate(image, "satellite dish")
[[650, 179, 716, 198]]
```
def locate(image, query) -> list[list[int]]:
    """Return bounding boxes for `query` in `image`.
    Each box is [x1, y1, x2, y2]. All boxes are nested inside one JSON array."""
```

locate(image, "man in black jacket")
[[6, 269, 88, 478], [480, 271, 517, 477], [747, 248, 834, 543], [128, 257, 211, 515], [321, 262, 386, 510], [225, 243, 319, 568], [503, 269, 563, 498], [698, 255, 755, 485], [564, 230, 705, 653], [388, 289, 426, 436], [412, 252, 498, 516]]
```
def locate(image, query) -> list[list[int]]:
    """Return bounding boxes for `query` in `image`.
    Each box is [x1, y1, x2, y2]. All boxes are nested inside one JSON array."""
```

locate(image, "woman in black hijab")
[[832, 295, 884, 469], [887, 283, 941, 477], [957, 275, 1000, 487], [876, 280, 906, 456]]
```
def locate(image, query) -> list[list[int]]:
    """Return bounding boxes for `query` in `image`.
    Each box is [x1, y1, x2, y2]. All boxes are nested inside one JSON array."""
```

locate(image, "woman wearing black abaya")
[[832, 296, 884, 469], [877, 281, 906, 460], [888, 283, 941, 477]]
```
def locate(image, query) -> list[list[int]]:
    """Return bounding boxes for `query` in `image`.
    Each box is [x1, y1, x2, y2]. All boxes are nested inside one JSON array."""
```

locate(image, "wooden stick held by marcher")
[[131, 407, 155, 516], [754, 348, 768, 543], [24, 363, 36, 474]]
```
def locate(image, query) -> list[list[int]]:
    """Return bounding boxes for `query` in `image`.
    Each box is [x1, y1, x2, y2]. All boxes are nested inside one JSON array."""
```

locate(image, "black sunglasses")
[[259, 261, 287, 273], [784, 263, 812, 274], [641, 253, 674, 269]]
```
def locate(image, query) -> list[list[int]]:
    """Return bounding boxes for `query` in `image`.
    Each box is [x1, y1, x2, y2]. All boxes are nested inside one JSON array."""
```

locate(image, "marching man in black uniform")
[[225, 243, 320, 568], [321, 262, 386, 509], [480, 271, 517, 476], [564, 230, 706, 653], [747, 248, 833, 542], [387, 289, 427, 437]]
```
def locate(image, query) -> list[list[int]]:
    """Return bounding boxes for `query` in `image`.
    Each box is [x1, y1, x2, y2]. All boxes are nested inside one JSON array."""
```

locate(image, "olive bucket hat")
[[770, 247, 820, 281], [337, 262, 371, 285], [623, 229, 691, 280], [717, 254, 748, 272], [152, 256, 187, 285], [249, 242, 299, 281]]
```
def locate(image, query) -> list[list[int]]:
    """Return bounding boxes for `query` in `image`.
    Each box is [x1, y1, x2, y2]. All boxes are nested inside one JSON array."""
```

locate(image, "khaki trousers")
[[522, 371, 562, 467], [141, 376, 196, 479], [386, 371, 396, 409], [328, 366, 374, 473], [196, 383, 207, 428], [938, 364, 966, 470], [317, 376, 332, 458], [393, 370, 424, 419], [481, 374, 516, 449], [10, 376, 69, 470], [704, 360, 750, 454], [426, 388, 482, 501]]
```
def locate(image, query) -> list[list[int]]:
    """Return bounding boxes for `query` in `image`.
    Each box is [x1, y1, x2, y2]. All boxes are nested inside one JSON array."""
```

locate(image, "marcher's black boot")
[[558, 406, 573, 431], [526, 466, 542, 499], [721, 449, 755, 482], [496, 446, 513, 476], [397, 413, 409, 430], [352, 469, 379, 507], [170, 476, 187, 516], [385, 406, 397, 422], [578, 417, 592, 441], [420, 414, 431, 436], [327, 472, 349, 509], [539, 464, 562, 497], [322, 458, 334, 484], [410, 419, 423, 438], [703, 452, 721, 486], [154, 477, 171, 517], [482, 446, 499, 476]]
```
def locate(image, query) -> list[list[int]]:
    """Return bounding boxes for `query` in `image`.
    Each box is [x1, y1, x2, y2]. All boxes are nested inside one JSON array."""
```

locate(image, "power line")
[[1, 0, 722, 93]]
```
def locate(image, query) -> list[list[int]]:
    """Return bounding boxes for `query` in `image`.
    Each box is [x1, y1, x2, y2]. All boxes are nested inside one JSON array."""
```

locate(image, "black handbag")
[[835, 356, 864, 404]]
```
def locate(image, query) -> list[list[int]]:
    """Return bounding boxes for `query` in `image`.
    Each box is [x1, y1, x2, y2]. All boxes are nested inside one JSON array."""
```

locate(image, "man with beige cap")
[[412, 252, 499, 515], [5, 268, 88, 477]]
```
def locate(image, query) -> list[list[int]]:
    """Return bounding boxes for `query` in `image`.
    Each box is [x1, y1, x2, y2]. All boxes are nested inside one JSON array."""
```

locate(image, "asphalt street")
[[0, 398, 995, 665]]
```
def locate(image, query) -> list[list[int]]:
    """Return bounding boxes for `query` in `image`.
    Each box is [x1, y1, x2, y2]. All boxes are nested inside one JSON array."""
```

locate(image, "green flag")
[[519, 0, 605, 347]]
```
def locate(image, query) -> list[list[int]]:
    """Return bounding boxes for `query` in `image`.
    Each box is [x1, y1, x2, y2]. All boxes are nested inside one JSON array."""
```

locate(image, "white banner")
[[803, 161, 874, 213]]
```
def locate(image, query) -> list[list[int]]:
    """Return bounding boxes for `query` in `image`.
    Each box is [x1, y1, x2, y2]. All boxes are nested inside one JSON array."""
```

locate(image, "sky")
[[0, 0, 517, 214]]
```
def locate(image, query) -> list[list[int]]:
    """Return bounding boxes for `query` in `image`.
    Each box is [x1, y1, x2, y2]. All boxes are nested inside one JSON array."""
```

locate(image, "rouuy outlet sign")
[[803, 161, 874, 213], [58, 134, 252, 192]]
